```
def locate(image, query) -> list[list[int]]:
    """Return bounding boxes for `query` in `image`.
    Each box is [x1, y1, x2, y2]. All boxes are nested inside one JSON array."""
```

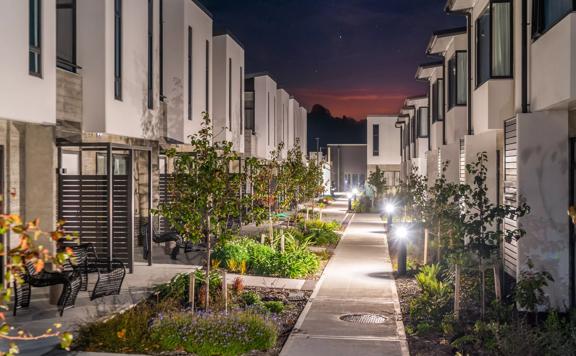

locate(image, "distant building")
[[327, 144, 367, 192], [244, 73, 277, 159], [366, 115, 401, 187]]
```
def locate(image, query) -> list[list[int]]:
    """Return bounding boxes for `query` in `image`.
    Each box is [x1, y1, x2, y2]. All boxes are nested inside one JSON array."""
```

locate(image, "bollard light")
[[385, 203, 396, 215], [396, 225, 409, 276], [396, 226, 408, 240]]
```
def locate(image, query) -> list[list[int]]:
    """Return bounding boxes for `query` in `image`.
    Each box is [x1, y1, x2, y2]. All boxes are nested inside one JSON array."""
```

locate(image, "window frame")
[[187, 26, 192, 120], [417, 107, 430, 138], [228, 58, 232, 130], [372, 124, 380, 157], [56, 0, 77, 73], [147, 0, 153, 109], [159, 0, 164, 101], [29, 0, 42, 78], [114, 0, 122, 100], [240, 67, 244, 135], [205, 40, 210, 113], [532, 0, 575, 40], [475, 0, 514, 88], [432, 79, 444, 122], [448, 50, 468, 109]]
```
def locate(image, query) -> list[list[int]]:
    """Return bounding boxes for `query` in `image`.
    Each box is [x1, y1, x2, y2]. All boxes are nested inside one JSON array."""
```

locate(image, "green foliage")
[[149, 311, 278, 356], [367, 166, 388, 199], [409, 264, 452, 325], [515, 259, 555, 313], [263, 301, 285, 314], [240, 290, 262, 306], [213, 238, 320, 279], [298, 219, 340, 246]]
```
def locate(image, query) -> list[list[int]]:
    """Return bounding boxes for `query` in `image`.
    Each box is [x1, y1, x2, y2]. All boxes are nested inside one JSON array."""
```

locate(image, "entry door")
[[0, 146, 4, 285]]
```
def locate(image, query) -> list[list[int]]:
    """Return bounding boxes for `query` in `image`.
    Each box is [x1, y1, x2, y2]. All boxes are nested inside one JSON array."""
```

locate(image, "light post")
[[384, 203, 395, 233], [352, 188, 359, 201], [396, 225, 408, 276], [347, 192, 353, 212]]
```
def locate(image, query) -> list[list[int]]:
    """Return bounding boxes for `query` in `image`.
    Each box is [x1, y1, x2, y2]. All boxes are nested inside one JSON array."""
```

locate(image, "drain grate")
[[339, 313, 389, 324]]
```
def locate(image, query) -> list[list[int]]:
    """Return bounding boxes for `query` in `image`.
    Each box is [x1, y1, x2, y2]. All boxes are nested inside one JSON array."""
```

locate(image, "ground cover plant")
[[75, 274, 311, 355]]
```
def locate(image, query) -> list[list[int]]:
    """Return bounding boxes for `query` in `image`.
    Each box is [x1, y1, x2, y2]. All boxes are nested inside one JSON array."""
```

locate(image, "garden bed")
[[74, 282, 311, 356]]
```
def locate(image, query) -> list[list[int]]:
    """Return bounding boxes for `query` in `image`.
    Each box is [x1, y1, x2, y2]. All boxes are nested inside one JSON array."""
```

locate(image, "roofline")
[[418, 61, 443, 69], [405, 95, 427, 101], [444, 0, 473, 12], [213, 28, 245, 50], [366, 114, 399, 118], [246, 72, 277, 83], [326, 144, 367, 147], [190, 0, 213, 19], [427, 26, 468, 54]]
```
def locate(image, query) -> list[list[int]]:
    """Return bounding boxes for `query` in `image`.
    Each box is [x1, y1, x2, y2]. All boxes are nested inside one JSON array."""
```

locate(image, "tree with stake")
[[367, 166, 388, 204], [157, 114, 245, 311], [459, 152, 529, 318]]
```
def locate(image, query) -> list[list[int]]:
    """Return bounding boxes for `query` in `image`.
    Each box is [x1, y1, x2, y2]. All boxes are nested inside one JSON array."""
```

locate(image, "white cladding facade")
[[245, 74, 277, 160], [78, 0, 162, 139], [163, 0, 213, 143], [288, 98, 299, 150], [276, 89, 289, 157], [366, 115, 402, 187], [212, 33, 245, 153], [297, 106, 308, 153], [0, 0, 57, 125]]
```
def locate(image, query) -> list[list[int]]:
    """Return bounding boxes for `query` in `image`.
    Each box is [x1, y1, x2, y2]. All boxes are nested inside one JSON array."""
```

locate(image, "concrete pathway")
[[281, 212, 409, 356]]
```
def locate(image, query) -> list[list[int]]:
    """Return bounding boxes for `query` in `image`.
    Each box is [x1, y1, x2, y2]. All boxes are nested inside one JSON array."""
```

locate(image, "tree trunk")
[[189, 271, 196, 311], [424, 228, 429, 265], [481, 265, 486, 319], [436, 225, 442, 263], [454, 264, 461, 319], [222, 270, 228, 315]]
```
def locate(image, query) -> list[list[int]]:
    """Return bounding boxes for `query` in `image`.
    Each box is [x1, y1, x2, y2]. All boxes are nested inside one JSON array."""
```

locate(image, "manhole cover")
[[339, 314, 389, 324]]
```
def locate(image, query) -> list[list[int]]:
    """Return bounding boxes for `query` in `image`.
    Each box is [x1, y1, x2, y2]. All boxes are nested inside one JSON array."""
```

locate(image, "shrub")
[[263, 301, 285, 314], [299, 219, 340, 246], [240, 290, 262, 306], [409, 264, 452, 325], [232, 277, 245, 295], [150, 311, 278, 356], [273, 250, 320, 279]]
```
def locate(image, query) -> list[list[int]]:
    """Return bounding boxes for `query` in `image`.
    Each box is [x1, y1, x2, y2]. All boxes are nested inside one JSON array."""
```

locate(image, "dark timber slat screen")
[[58, 175, 131, 267], [503, 118, 518, 277], [459, 139, 466, 184], [158, 173, 171, 233]]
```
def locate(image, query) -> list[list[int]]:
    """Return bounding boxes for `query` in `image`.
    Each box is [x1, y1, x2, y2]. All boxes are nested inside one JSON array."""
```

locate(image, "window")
[[240, 68, 244, 134], [533, 0, 574, 38], [228, 58, 232, 130], [373, 124, 380, 157], [147, 0, 153, 109], [114, 0, 122, 99], [267, 92, 271, 145], [476, 1, 513, 87], [245, 91, 254, 131], [187, 26, 192, 120], [159, 0, 164, 100], [411, 116, 416, 144], [205, 40, 210, 113], [56, 0, 76, 72], [432, 79, 444, 122], [29, 0, 42, 77], [448, 51, 468, 109], [418, 107, 429, 138]]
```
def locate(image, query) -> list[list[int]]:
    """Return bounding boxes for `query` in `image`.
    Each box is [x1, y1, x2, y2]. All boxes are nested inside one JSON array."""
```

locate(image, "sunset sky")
[[204, 0, 463, 120]]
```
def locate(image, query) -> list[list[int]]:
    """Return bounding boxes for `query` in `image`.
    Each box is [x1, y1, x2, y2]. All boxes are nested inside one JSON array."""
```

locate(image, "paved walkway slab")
[[281, 210, 409, 356]]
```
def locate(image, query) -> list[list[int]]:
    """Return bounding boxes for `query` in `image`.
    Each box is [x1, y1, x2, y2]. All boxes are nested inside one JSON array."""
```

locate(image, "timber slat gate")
[[58, 174, 133, 271]]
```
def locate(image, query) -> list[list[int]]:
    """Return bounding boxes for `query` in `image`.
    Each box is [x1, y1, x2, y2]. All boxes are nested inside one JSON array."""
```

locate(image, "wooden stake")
[[280, 229, 285, 253], [493, 263, 502, 301], [454, 264, 461, 320], [222, 270, 228, 315], [189, 271, 196, 311], [424, 228, 429, 265]]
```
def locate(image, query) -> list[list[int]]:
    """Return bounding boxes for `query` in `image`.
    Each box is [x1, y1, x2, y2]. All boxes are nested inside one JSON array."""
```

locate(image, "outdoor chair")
[[59, 239, 127, 300], [13, 261, 82, 316], [140, 223, 193, 260]]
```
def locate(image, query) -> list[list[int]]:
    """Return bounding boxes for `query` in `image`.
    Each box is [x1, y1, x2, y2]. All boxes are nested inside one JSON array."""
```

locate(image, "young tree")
[[157, 114, 245, 310], [367, 166, 388, 202], [459, 152, 529, 317]]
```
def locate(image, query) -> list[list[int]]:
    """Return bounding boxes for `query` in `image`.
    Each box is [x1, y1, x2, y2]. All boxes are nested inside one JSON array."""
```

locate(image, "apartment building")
[[366, 115, 401, 187], [424, 27, 469, 184], [298, 106, 308, 153], [398, 96, 429, 178], [244, 74, 277, 160], [288, 98, 300, 150], [401, 0, 576, 308], [327, 144, 367, 193], [212, 30, 245, 153]]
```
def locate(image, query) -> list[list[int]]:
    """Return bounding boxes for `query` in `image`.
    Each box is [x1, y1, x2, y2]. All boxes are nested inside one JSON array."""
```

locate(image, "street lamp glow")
[[385, 203, 395, 214], [396, 226, 408, 240], [347, 192, 353, 199], [352, 188, 359, 195]]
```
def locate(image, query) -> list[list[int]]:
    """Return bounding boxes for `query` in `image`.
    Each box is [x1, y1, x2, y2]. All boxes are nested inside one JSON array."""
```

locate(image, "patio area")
[[2, 263, 198, 355]]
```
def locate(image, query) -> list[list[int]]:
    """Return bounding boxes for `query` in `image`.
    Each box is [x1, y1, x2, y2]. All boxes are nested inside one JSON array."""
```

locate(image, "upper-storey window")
[[418, 107, 429, 138], [245, 91, 255, 131], [476, 0, 513, 87], [57, 0, 76, 73], [448, 51, 468, 109], [533, 0, 574, 38], [372, 124, 380, 157], [29, 0, 42, 77], [187, 26, 193, 120], [432, 79, 444, 122], [205, 40, 210, 113], [228, 58, 232, 130], [240, 68, 244, 134], [114, 0, 122, 100]]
